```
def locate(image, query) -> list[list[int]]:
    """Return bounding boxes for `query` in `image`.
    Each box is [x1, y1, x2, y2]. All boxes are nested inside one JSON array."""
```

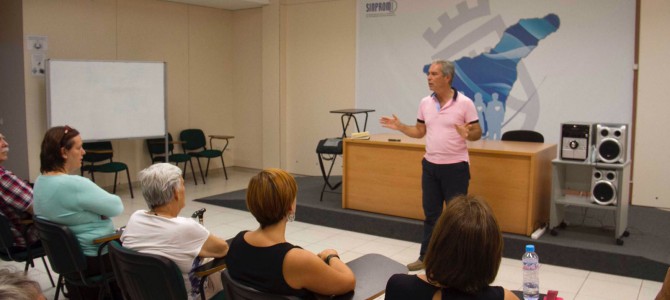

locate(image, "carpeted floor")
[[195, 176, 670, 282]]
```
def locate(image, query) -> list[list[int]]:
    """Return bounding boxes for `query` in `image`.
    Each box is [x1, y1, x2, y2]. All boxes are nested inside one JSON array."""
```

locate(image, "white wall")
[[9, 0, 670, 208], [20, 0, 239, 186], [634, 1, 670, 208], [283, 0, 356, 175], [233, 8, 264, 169]]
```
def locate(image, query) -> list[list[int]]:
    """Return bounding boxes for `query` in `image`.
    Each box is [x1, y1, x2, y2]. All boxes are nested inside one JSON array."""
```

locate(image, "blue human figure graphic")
[[473, 93, 487, 137], [485, 93, 504, 140], [453, 14, 560, 109], [423, 14, 560, 111]]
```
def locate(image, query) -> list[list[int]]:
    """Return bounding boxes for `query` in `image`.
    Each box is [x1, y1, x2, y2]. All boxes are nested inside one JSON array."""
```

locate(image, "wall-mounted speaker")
[[595, 123, 627, 164], [591, 168, 618, 205], [561, 123, 593, 161]]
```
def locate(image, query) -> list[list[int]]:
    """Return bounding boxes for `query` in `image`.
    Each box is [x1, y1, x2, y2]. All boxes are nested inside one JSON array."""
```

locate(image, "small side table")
[[330, 109, 375, 138]]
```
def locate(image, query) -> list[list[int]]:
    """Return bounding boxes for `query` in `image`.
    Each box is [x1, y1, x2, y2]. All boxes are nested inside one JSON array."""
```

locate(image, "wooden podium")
[[342, 133, 556, 236]]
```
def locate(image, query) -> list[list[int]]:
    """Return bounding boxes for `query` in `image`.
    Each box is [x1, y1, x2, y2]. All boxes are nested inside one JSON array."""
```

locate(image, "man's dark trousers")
[[419, 159, 470, 258]]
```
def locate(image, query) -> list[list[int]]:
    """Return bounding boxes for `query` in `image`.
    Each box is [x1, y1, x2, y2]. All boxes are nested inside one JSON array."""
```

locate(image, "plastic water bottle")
[[522, 244, 540, 300]]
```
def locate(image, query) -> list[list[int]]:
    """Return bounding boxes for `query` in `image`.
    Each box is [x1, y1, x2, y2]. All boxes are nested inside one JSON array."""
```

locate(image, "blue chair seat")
[[0, 248, 33, 261], [90, 162, 129, 173], [169, 153, 193, 163], [192, 149, 222, 158]]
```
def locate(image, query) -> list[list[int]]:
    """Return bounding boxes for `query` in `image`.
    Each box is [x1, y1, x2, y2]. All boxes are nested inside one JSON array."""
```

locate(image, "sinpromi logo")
[[365, 0, 397, 17]]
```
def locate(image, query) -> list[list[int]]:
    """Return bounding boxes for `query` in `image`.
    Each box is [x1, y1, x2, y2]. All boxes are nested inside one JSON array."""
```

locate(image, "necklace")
[[148, 210, 173, 218]]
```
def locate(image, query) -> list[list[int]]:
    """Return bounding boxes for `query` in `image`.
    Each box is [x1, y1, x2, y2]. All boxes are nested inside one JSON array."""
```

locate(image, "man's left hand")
[[455, 123, 471, 139]]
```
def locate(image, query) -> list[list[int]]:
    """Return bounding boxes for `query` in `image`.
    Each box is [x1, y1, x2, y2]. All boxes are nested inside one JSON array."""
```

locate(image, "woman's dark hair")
[[423, 195, 503, 294], [246, 168, 297, 228], [40, 125, 80, 173]]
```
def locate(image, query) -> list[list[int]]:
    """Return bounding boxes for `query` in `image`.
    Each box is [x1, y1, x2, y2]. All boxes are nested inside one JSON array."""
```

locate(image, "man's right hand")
[[380, 114, 402, 131]]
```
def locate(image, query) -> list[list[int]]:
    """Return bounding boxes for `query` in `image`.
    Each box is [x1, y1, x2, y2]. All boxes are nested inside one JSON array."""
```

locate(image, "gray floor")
[[197, 175, 670, 282]]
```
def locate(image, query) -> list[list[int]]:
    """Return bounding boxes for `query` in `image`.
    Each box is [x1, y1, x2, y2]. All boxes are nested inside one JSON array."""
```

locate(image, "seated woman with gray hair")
[[120, 163, 229, 299], [0, 268, 45, 300]]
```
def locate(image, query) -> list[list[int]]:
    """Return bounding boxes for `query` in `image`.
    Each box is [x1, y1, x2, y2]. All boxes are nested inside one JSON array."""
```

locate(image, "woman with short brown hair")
[[226, 168, 355, 298]]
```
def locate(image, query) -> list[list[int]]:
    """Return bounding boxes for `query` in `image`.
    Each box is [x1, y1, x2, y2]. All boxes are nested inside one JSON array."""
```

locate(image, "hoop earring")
[[287, 212, 295, 222]]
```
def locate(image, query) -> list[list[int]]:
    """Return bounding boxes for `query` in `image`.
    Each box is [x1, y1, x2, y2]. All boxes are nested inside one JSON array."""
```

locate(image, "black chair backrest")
[[221, 269, 301, 300], [33, 217, 87, 277], [180, 129, 207, 151], [0, 213, 16, 255], [83, 141, 114, 163], [501, 130, 544, 143], [108, 240, 187, 300], [147, 134, 176, 157]]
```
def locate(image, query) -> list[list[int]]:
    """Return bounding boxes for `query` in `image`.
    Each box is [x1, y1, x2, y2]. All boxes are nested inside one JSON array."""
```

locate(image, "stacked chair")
[[146, 133, 199, 185], [81, 141, 134, 198], [180, 129, 232, 182]]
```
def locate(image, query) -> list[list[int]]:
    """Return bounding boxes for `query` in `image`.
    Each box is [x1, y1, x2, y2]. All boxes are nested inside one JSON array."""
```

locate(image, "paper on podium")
[[351, 131, 370, 139]]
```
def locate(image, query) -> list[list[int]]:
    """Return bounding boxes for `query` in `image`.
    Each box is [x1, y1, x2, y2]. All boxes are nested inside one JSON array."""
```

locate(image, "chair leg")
[[178, 162, 187, 179], [194, 157, 206, 184], [55, 275, 63, 300], [112, 172, 118, 194], [125, 168, 134, 198], [199, 278, 207, 300], [41, 256, 56, 287], [220, 156, 228, 180], [188, 159, 198, 185], [205, 158, 211, 178], [97, 285, 105, 300]]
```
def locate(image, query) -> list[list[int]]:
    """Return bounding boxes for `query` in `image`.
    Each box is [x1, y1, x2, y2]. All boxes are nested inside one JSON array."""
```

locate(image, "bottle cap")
[[526, 244, 535, 252]]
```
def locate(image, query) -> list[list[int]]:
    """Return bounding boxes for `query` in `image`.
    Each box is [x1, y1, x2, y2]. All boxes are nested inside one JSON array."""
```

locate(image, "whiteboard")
[[47, 59, 166, 141]]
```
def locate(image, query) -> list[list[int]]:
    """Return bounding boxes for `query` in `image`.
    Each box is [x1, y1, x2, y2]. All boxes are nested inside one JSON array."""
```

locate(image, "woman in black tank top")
[[226, 169, 355, 298]]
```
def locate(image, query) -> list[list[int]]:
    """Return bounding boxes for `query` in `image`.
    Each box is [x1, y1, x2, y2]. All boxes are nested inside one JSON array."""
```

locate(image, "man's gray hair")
[[432, 59, 455, 81], [138, 163, 183, 209], [0, 268, 43, 300]]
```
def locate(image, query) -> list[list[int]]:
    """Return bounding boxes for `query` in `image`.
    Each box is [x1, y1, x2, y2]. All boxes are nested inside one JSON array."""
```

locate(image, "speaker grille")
[[591, 169, 618, 206], [598, 139, 621, 161], [595, 124, 627, 164], [593, 182, 615, 205]]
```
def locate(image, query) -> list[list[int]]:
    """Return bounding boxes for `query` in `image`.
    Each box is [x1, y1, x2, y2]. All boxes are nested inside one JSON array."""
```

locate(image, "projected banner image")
[[356, 0, 635, 143]]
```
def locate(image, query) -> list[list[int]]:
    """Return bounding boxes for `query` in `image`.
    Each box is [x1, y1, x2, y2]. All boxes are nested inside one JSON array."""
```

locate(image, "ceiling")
[[163, 0, 270, 10]]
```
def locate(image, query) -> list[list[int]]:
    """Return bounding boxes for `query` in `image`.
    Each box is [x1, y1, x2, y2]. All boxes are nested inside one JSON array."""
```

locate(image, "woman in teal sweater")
[[33, 125, 123, 299]]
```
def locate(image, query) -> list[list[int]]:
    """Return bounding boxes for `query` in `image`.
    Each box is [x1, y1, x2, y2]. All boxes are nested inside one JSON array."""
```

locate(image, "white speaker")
[[591, 169, 618, 205], [595, 123, 627, 164]]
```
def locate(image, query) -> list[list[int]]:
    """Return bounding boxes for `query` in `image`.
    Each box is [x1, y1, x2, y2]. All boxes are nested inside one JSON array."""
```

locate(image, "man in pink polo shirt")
[[380, 59, 482, 271]]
